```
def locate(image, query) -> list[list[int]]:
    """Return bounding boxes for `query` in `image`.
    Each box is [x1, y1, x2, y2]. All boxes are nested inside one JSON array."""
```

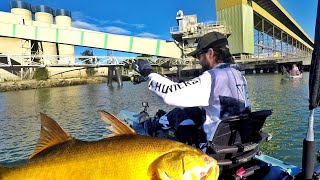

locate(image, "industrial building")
[[0, 0, 314, 81]]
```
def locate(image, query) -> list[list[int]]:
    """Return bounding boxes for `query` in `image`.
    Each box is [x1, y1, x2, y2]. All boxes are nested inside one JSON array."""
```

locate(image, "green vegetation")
[[79, 49, 99, 77], [34, 67, 49, 81], [86, 68, 97, 77]]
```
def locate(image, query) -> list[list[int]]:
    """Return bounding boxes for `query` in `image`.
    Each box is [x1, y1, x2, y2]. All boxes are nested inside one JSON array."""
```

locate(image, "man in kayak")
[[132, 32, 251, 150], [290, 64, 300, 76]]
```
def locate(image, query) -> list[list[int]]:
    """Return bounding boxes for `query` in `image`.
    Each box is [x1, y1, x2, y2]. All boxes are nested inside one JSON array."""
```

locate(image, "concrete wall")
[[0, 37, 28, 55], [0, 69, 20, 81], [0, 12, 31, 57], [0, 12, 24, 24], [216, 0, 254, 55]]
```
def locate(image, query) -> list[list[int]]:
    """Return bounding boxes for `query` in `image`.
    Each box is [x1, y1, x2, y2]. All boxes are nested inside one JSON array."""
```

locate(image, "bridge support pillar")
[[114, 67, 123, 87], [177, 66, 182, 80], [274, 65, 279, 73], [108, 66, 123, 86], [159, 67, 164, 74], [245, 69, 254, 74], [108, 67, 114, 85], [263, 68, 268, 73], [20, 68, 23, 80]]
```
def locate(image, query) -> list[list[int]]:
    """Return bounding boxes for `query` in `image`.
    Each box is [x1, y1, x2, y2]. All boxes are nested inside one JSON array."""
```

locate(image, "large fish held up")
[[0, 111, 219, 180]]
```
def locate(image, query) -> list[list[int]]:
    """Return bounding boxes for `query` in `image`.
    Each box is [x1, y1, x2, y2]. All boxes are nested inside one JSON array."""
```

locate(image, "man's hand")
[[123, 62, 130, 69], [132, 59, 154, 77], [130, 75, 147, 85]]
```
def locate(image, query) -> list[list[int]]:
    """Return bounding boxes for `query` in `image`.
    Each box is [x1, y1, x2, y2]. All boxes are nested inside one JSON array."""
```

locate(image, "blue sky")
[[0, 0, 318, 56]]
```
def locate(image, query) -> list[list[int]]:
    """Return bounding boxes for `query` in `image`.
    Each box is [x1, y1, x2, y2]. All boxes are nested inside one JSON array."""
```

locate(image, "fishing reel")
[[130, 75, 148, 85], [124, 61, 148, 85]]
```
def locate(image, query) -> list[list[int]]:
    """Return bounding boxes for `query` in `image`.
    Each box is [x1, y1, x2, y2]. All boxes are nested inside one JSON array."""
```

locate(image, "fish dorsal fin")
[[98, 110, 136, 137], [30, 113, 73, 159]]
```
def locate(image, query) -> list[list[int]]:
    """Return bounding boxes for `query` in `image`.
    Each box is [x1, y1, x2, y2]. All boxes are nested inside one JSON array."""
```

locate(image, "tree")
[[79, 49, 98, 76], [80, 49, 94, 64], [34, 67, 49, 81]]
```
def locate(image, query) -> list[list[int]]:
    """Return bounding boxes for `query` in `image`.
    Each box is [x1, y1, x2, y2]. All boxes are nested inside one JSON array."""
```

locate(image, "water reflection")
[[246, 73, 314, 165], [0, 73, 318, 166]]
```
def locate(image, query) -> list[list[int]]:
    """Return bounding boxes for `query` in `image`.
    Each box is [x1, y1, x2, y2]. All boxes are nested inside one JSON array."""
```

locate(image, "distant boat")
[[281, 66, 302, 79]]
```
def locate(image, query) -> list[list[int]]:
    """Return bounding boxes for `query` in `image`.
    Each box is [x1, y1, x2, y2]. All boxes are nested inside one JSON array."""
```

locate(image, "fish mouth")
[[200, 166, 213, 180], [200, 155, 218, 180]]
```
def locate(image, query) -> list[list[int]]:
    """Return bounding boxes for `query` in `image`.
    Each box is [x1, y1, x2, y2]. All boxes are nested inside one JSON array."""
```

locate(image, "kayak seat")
[[206, 109, 272, 179]]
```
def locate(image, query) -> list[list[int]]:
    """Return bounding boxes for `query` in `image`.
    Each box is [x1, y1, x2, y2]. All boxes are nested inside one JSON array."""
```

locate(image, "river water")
[[0, 72, 319, 167]]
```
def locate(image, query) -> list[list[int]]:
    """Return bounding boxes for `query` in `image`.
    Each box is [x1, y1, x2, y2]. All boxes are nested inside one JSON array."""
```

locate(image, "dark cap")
[[187, 32, 229, 58]]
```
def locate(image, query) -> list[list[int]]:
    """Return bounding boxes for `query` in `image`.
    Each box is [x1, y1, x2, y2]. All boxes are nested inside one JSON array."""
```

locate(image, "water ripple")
[[0, 74, 316, 166]]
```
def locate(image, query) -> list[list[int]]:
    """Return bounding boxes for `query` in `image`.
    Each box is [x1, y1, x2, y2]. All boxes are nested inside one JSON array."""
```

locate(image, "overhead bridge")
[[0, 21, 181, 58], [253, 0, 313, 49]]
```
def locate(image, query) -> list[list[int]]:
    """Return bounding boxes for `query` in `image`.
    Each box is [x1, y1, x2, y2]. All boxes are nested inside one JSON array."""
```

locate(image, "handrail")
[[170, 21, 231, 35], [0, 54, 197, 67]]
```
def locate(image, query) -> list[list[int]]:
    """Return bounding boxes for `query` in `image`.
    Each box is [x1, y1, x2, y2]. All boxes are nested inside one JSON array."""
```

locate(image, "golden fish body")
[[1, 135, 216, 180], [0, 111, 219, 180]]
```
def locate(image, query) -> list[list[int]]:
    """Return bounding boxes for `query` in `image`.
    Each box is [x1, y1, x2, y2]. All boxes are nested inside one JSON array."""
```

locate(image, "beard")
[[201, 65, 210, 72], [200, 57, 211, 72]]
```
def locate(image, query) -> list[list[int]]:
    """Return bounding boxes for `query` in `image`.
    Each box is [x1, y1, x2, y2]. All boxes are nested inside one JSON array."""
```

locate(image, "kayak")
[[287, 73, 303, 79], [116, 109, 318, 179]]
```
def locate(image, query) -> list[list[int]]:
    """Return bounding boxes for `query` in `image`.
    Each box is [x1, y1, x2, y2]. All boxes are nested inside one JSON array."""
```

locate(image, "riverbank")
[[0, 77, 108, 92]]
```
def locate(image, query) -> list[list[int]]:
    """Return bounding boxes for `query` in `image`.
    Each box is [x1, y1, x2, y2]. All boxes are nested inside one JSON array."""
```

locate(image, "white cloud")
[[112, 20, 127, 25], [136, 32, 160, 39], [72, 20, 99, 31], [73, 11, 109, 25], [72, 20, 131, 35], [71, 12, 143, 34], [103, 26, 131, 35], [112, 20, 145, 29], [133, 24, 145, 29]]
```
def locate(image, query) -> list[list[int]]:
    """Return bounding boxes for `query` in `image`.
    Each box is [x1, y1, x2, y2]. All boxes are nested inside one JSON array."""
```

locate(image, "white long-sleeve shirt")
[[148, 63, 251, 141]]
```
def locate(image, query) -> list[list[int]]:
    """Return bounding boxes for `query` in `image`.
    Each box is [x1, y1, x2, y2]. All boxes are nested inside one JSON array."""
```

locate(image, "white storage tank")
[[33, 5, 57, 64], [8, 1, 32, 57], [10, 1, 32, 21], [55, 9, 75, 64]]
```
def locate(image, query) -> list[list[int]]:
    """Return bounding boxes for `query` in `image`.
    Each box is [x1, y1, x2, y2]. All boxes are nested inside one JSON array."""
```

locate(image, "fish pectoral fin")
[[98, 110, 136, 136], [30, 113, 73, 159], [149, 151, 219, 180], [148, 151, 183, 180]]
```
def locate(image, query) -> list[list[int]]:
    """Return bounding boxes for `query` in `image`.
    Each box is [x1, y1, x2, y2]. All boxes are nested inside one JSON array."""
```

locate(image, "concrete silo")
[[0, 1, 33, 81], [55, 9, 75, 64], [0, 1, 33, 56], [10, 0, 32, 21], [33, 5, 57, 64]]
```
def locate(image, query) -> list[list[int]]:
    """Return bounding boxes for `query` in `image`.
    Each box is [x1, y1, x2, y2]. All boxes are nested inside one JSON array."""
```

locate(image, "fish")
[[0, 111, 219, 180]]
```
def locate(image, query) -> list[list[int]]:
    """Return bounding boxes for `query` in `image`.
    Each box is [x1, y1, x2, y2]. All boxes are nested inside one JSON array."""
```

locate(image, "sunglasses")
[[195, 49, 209, 59]]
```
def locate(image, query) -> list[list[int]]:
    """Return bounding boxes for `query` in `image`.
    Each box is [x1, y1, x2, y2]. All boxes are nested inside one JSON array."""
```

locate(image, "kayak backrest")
[[207, 109, 272, 168]]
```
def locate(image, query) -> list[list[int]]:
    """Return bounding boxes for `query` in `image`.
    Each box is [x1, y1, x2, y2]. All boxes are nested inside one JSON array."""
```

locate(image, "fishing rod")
[[281, 65, 290, 76], [302, 0, 320, 179]]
